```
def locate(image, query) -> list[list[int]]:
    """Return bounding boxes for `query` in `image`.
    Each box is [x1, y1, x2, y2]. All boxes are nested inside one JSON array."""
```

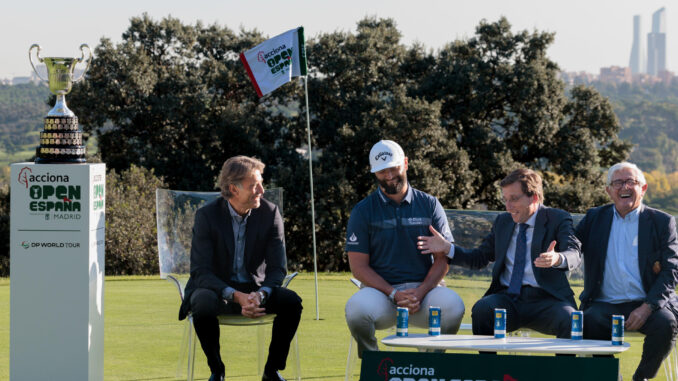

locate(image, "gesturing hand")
[[417, 225, 451, 256], [534, 240, 562, 268]]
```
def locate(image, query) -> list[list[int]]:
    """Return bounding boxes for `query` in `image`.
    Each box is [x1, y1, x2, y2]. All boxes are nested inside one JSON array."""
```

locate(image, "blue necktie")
[[507, 223, 529, 297]]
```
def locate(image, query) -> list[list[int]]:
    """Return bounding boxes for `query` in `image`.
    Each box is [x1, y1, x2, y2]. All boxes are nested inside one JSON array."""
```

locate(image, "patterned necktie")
[[507, 223, 529, 297]]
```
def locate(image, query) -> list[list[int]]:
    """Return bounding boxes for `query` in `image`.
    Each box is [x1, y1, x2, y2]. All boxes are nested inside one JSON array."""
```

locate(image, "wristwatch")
[[258, 291, 267, 305], [388, 289, 397, 303]]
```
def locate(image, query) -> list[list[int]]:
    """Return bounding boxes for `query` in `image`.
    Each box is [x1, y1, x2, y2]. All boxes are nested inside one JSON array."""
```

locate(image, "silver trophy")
[[28, 44, 92, 163]]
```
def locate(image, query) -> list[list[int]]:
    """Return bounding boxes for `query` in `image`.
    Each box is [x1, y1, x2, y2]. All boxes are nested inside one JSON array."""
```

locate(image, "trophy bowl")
[[29, 44, 92, 163]]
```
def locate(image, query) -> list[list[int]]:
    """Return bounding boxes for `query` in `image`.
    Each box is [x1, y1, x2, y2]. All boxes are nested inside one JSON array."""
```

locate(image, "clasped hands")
[[231, 291, 266, 318], [417, 225, 562, 268], [393, 288, 426, 313]]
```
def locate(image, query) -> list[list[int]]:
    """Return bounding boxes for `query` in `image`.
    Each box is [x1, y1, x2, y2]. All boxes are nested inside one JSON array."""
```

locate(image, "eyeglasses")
[[609, 179, 640, 189], [501, 194, 526, 204]]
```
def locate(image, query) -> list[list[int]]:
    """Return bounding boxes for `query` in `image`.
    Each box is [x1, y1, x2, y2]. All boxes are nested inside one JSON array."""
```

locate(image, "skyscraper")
[[629, 15, 646, 74], [647, 7, 666, 76]]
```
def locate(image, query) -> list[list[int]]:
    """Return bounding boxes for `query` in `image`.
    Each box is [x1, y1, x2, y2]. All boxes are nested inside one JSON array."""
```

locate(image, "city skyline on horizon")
[[2, 1, 674, 80]]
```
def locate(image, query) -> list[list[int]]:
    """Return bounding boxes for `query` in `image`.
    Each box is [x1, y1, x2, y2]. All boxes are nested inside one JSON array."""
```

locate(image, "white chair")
[[156, 188, 300, 381]]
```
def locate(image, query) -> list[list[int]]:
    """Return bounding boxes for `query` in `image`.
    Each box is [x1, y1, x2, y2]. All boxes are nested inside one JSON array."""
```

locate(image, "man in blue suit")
[[419, 168, 581, 337], [577, 162, 678, 381]]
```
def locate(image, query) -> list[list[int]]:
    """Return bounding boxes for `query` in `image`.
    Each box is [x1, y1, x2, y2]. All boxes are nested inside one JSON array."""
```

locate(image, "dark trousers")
[[584, 301, 678, 380], [190, 284, 303, 376], [471, 286, 575, 338]]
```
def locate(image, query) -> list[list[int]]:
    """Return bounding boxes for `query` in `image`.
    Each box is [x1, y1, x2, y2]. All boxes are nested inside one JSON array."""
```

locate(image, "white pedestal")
[[10, 163, 105, 381]]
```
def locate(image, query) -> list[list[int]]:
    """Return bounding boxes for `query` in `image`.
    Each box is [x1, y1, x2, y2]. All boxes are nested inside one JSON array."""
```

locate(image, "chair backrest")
[[156, 188, 284, 286]]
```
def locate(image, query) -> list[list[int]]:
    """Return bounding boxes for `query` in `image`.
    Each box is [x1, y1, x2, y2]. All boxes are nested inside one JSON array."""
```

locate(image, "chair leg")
[[188, 321, 196, 381], [345, 337, 359, 381], [665, 341, 677, 381], [289, 333, 301, 381], [672, 342, 678, 381], [177, 317, 196, 381], [257, 324, 266, 377]]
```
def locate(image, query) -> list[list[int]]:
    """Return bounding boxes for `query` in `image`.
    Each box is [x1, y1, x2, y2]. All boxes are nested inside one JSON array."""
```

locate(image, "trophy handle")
[[28, 44, 48, 82], [73, 44, 92, 82]]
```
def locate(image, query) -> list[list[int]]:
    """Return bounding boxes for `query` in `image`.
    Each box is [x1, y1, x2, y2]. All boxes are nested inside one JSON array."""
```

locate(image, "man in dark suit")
[[418, 168, 581, 337], [178, 156, 303, 381], [577, 162, 678, 381]]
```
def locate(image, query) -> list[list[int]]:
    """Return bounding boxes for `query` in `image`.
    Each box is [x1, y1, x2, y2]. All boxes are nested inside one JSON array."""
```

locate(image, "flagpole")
[[303, 76, 320, 321]]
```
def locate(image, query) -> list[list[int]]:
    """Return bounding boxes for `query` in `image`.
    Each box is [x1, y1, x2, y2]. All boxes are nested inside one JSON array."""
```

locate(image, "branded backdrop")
[[361, 351, 618, 381]]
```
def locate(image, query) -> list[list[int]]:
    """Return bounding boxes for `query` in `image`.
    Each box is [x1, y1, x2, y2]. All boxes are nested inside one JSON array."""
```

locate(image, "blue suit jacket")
[[451, 206, 581, 304], [179, 197, 287, 320], [576, 204, 678, 311]]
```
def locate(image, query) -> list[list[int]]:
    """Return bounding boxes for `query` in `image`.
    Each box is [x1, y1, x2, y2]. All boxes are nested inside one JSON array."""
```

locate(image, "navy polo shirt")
[[345, 185, 454, 284]]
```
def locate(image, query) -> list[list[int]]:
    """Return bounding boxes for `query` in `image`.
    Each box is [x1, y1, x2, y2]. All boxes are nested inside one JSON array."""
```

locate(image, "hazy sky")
[[3, 0, 672, 79]]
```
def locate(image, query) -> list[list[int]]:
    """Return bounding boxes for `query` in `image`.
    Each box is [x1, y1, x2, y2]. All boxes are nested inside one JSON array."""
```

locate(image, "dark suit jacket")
[[179, 196, 287, 320], [450, 206, 581, 304], [576, 204, 678, 311]]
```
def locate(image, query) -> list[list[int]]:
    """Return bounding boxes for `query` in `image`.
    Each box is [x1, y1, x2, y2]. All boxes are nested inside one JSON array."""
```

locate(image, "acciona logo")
[[375, 357, 518, 381], [17, 166, 71, 189], [18, 167, 81, 216]]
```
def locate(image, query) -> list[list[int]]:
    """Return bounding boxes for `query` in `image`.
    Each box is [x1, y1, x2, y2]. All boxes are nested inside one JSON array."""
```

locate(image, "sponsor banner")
[[361, 351, 618, 381], [11, 163, 105, 231], [12, 163, 88, 230], [10, 163, 106, 380]]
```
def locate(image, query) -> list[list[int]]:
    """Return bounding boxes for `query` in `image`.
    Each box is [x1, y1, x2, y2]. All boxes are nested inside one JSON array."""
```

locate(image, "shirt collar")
[[377, 183, 413, 205], [612, 203, 641, 222], [227, 200, 251, 221]]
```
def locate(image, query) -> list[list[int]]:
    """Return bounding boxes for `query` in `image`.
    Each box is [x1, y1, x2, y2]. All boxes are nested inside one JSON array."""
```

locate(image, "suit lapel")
[[531, 207, 547, 260], [496, 214, 516, 266], [219, 199, 235, 262], [244, 207, 260, 269], [595, 205, 614, 271], [637, 204, 650, 276]]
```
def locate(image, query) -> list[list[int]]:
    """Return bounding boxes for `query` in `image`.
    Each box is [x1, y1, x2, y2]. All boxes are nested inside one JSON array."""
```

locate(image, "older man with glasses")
[[577, 162, 678, 381], [419, 168, 582, 338]]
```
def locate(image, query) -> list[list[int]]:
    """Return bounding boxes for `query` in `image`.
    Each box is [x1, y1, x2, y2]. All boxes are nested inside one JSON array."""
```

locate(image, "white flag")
[[240, 27, 307, 97]]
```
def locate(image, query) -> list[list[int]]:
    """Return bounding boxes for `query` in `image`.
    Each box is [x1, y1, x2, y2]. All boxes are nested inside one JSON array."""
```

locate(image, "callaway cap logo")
[[375, 151, 393, 162], [369, 140, 404, 173]]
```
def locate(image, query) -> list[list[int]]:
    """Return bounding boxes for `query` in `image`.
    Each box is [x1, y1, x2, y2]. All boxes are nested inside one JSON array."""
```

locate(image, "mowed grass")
[[0, 274, 660, 380]]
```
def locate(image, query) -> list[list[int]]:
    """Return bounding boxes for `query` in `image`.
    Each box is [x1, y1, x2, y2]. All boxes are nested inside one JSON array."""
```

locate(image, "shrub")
[[0, 183, 9, 276], [105, 165, 166, 275]]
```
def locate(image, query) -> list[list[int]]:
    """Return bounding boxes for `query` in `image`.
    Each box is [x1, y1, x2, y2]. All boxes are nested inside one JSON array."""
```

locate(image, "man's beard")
[[378, 173, 407, 195]]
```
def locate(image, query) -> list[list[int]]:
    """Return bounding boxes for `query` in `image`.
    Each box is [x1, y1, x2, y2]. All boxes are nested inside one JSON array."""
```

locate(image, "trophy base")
[[35, 157, 87, 164], [35, 115, 87, 164]]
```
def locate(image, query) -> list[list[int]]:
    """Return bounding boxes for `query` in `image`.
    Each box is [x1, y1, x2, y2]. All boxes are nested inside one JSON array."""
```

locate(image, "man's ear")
[[229, 183, 239, 196]]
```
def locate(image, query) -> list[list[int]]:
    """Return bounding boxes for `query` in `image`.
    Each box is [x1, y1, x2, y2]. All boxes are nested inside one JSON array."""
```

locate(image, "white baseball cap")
[[369, 140, 405, 173]]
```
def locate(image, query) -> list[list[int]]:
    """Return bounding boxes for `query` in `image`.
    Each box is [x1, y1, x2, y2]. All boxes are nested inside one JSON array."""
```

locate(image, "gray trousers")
[[345, 282, 465, 357]]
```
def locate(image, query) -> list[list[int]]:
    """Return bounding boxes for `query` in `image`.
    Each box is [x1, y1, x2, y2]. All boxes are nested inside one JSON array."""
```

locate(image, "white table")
[[382, 333, 630, 355]]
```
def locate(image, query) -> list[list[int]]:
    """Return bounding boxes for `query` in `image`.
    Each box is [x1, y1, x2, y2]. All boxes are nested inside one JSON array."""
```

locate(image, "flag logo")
[[240, 27, 308, 97]]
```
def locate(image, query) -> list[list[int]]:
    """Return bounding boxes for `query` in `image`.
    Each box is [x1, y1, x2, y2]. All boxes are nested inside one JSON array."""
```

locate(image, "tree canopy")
[[68, 14, 630, 271]]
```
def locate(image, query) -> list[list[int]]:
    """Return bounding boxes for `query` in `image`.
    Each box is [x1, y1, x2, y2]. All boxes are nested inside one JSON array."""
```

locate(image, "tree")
[[413, 18, 631, 211], [69, 15, 630, 271], [272, 18, 477, 270], [69, 14, 280, 191]]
